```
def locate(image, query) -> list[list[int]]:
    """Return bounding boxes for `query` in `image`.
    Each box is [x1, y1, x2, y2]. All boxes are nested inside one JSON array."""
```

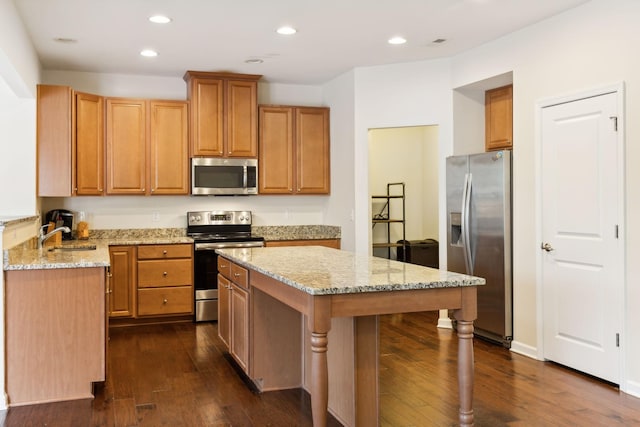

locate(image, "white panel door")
[[541, 91, 621, 383]]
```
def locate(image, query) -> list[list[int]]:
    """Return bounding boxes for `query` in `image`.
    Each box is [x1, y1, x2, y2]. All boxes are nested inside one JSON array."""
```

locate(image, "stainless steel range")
[[187, 210, 264, 322]]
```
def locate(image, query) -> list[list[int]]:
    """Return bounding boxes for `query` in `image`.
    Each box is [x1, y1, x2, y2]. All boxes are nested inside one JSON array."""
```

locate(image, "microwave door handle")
[[243, 166, 247, 188]]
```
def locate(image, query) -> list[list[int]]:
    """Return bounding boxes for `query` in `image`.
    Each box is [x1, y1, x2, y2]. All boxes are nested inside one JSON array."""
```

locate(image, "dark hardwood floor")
[[2, 311, 639, 426]]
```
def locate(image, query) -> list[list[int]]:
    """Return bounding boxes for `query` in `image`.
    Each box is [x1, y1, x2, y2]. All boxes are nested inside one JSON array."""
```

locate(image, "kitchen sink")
[[49, 244, 97, 251]]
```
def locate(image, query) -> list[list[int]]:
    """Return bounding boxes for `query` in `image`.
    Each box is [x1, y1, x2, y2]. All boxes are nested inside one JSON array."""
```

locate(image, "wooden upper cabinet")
[[105, 98, 147, 195], [75, 91, 104, 195], [258, 105, 330, 195], [296, 107, 330, 194], [106, 98, 189, 195], [184, 71, 261, 158], [258, 106, 294, 193], [485, 84, 513, 151], [149, 101, 189, 195], [37, 85, 75, 197]]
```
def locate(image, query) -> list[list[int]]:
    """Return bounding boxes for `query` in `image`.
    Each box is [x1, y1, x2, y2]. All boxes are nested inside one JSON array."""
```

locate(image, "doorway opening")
[[368, 125, 439, 264]]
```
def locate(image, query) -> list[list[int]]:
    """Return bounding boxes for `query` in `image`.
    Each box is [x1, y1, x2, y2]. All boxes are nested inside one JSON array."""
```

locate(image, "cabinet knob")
[[163, 271, 168, 276], [163, 298, 168, 304], [234, 272, 240, 278], [163, 250, 168, 255]]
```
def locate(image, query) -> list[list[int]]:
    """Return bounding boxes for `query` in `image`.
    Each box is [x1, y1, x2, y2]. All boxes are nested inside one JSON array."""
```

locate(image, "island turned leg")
[[308, 296, 331, 427], [456, 320, 475, 426], [310, 331, 329, 427]]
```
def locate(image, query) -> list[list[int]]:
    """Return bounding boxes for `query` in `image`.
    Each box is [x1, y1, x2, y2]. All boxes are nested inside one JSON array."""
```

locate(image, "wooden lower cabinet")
[[137, 243, 194, 317], [5, 267, 106, 405], [218, 258, 250, 372], [109, 243, 194, 323], [230, 283, 250, 372], [108, 246, 136, 318]]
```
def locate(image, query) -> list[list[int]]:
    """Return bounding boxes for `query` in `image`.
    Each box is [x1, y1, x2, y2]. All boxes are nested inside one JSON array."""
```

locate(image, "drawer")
[[137, 244, 192, 260], [138, 259, 192, 288], [218, 256, 231, 280], [230, 262, 248, 289], [137, 286, 193, 316]]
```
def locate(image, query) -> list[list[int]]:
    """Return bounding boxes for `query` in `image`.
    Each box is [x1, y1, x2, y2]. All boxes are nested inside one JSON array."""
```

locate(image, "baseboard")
[[623, 379, 640, 398], [509, 340, 539, 360], [437, 317, 453, 329]]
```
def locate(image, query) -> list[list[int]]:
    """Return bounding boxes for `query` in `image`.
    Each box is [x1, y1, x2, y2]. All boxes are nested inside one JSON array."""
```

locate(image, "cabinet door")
[[226, 79, 258, 157], [106, 98, 148, 194], [75, 91, 104, 195], [149, 101, 189, 194], [296, 107, 330, 194], [189, 77, 224, 156], [108, 246, 136, 318], [258, 106, 294, 194], [485, 84, 513, 151], [230, 283, 249, 372], [218, 274, 231, 349], [37, 85, 74, 197]]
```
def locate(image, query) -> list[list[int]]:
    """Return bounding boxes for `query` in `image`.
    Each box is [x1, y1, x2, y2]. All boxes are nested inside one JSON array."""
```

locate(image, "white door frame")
[[534, 82, 626, 391]]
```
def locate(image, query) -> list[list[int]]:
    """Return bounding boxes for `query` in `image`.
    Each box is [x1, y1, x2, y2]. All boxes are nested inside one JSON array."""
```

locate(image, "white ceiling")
[[13, 0, 590, 85]]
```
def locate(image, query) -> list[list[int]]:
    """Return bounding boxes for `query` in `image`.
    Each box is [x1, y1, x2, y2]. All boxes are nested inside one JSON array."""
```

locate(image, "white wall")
[[352, 59, 453, 257], [322, 70, 356, 251], [449, 0, 640, 395]]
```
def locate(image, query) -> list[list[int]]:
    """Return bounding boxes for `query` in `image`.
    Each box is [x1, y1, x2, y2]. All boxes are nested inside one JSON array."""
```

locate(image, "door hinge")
[[610, 116, 618, 132], [616, 333, 620, 347]]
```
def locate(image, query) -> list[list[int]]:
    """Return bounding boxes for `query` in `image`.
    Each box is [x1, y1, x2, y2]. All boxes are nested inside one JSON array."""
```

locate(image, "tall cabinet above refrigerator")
[[446, 150, 512, 347]]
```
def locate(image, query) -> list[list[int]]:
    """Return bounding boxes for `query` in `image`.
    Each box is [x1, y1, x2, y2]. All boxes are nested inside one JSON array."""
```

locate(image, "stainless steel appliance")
[[446, 150, 512, 347], [187, 210, 264, 322], [191, 157, 258, 196]]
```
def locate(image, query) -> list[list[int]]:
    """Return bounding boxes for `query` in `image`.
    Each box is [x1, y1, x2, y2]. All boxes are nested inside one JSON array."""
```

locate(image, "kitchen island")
[[216, 246, 485, 427]]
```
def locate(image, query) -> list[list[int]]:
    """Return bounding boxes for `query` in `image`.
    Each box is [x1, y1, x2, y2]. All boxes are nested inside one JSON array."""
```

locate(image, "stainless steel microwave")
[[191, 158, 258, 195]]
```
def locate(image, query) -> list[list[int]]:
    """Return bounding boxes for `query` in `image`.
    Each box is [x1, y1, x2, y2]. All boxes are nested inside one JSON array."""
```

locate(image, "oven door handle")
[[194, 241, 264, 251]]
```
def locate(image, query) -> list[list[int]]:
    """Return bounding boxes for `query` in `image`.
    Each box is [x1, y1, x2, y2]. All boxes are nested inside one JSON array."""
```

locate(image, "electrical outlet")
[[152, 212, 160, 222]]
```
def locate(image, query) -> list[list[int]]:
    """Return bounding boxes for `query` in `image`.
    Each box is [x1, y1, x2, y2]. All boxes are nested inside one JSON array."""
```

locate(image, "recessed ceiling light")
[[245, 58, 264, 64], [140, 49, 158, 57], [276, 26, 297, 35], [149, 15, 171, 24], [54, 37, 77, 43], [388, 36, 407, 45]]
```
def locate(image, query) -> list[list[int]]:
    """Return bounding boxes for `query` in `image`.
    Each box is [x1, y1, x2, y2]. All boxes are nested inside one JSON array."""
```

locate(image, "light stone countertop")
[[0, 215, 38, 227], [216, 246, 485, 296], [3, 224, 340, 271]]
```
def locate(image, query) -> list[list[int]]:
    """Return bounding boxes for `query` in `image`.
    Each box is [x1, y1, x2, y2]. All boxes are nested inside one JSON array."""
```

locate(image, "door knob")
[[541, 242, 554, 252]]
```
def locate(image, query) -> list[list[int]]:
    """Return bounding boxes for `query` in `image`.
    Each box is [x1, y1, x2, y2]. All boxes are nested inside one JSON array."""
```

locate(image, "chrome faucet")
[[39, 225, 71, 248]]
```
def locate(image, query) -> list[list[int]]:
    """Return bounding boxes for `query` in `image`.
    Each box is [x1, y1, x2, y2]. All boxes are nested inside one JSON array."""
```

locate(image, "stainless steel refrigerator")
[[446, 150, 512, 347]]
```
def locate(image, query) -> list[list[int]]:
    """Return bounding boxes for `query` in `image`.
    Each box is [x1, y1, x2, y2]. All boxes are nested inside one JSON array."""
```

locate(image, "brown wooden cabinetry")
[[106, 98, 147, 194], [106, 98, 189, 195], [37, 85, 105, 196], [76, 91, 105, 195], [108, 245, 136, 318], [6, 267, 106, 405], [485, 84, 513, 151], [259, 105, 330, 194], [184, 71, 261, 157], [217, 258, 250, 372], [137, 243, 194, 317]]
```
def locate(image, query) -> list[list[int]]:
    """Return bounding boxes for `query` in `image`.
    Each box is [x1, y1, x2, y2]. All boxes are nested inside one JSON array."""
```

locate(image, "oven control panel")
[[187, 210, 252, 226]]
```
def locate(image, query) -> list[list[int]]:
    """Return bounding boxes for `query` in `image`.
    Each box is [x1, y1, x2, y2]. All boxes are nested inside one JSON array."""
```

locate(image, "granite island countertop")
[[216, 246, 485, 295]]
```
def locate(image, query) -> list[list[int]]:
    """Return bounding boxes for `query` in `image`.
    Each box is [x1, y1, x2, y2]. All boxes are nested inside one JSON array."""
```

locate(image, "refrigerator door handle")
[[461, 172, 473, 274]]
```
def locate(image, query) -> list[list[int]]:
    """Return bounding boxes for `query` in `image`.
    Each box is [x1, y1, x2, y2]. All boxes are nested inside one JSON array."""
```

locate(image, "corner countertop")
[[216, 246, 484, 296], [0, 215, 39, 227]]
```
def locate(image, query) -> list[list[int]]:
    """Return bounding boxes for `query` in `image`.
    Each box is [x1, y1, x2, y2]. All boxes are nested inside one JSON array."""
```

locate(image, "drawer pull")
[[220, 263, 228, 268], [163, 272, 168, 276], [234, 272, 241, 278], [163, 250, 168, 255], [163, 298, 168, 304]]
